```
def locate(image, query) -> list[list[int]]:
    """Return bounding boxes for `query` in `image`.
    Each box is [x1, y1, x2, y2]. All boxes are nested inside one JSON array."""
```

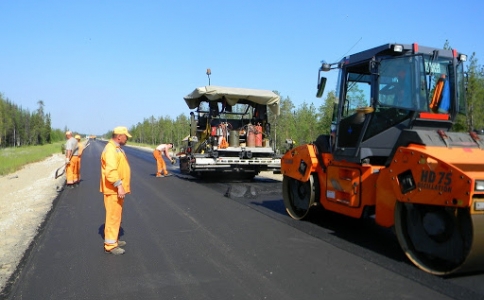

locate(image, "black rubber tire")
[[394, 201, 476, 275], [282, 174, 317, 220]]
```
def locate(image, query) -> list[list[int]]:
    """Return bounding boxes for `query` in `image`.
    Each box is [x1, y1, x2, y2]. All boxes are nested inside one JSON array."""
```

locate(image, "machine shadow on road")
[[172, 172, 431, 273], [303, 207, 406, 262]]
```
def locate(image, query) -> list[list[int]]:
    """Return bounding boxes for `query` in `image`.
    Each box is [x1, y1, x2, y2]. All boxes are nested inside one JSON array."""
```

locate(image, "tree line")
[[0, 95, 65, 147]]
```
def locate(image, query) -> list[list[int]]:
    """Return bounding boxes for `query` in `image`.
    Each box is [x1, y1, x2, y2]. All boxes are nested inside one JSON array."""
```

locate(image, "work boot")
[[105, 247, 125, 255], [156, 173, 163, 178], [117, 240, 126, 247]]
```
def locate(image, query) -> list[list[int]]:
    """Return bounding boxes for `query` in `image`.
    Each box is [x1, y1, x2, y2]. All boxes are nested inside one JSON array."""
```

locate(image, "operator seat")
[[337, 107, 373, 148]]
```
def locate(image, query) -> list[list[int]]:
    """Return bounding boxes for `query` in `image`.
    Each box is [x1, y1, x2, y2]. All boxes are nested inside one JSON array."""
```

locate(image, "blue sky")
[[1, 0, 482, 135]]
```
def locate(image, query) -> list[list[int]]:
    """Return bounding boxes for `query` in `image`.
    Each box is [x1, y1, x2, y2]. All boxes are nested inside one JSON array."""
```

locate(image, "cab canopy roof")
[[184, 86, 280, 115]]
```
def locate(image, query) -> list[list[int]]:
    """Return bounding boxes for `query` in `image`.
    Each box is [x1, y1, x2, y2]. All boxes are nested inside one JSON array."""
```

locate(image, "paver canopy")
[[184, 86, 280, 115]]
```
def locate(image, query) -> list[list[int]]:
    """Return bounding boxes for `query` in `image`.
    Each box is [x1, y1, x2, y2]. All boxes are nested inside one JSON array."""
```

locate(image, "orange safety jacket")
[[100, 139, 131, 195]]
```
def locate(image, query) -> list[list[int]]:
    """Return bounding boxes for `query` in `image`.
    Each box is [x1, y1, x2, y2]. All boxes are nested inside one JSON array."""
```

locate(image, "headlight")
[[393, 44, 403, 52], [475, 180, 484, 191]]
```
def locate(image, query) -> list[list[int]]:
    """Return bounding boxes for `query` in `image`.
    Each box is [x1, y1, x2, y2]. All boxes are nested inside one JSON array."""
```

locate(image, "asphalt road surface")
[[4, 140, 484, 299]]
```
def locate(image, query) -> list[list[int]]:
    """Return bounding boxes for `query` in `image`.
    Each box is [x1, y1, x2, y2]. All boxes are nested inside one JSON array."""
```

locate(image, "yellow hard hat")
[[75, 134, 81, 140], [113, 126, 132, 138]]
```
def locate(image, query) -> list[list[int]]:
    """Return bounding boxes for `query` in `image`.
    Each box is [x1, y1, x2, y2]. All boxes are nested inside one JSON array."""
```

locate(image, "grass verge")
[[0, 142, 64, 176]]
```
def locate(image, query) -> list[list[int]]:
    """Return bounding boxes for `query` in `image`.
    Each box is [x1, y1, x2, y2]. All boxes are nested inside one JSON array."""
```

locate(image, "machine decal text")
[[418, 170, 452, 193]]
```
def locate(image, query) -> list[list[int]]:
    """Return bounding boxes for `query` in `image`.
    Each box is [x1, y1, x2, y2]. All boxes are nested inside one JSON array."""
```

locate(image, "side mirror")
[[316, 76, 327, 98], [369, 57, 379, 75]]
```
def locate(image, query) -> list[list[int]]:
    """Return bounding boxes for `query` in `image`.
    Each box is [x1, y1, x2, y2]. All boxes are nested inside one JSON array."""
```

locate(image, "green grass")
[[0, 142, 64, 176]]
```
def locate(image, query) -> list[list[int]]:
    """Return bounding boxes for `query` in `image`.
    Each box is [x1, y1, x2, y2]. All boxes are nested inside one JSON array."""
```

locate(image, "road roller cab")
[[281, 43, 484, 275]]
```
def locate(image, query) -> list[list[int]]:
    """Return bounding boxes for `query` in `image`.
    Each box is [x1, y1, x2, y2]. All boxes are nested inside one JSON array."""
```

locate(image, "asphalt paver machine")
[[179, 86, 282, 179]]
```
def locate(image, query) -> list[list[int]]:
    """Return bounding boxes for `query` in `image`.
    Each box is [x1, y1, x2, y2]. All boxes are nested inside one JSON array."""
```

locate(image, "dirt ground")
[[0, 153, 65, 292], [0, 147, 283, 293]]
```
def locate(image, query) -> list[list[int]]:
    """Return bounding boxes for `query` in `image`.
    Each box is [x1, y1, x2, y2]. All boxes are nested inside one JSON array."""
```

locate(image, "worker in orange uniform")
[[74, 134, 84, 185], [100, 126, 132, 255], [64, 131, 79, 188], [152, 143, 174, 177]]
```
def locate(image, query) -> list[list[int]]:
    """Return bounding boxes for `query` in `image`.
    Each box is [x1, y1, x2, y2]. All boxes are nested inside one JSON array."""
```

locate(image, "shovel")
[[56, 152, 74, 179], [55, 163, 67, 179]]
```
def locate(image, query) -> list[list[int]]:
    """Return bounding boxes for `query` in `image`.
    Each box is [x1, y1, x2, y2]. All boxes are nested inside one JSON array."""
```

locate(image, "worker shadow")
[[98, 224, 125, 240]]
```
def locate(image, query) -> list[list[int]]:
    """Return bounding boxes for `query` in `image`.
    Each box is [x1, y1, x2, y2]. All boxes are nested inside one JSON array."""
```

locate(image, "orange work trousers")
[[153, 150, 167, 176], [70, 156, 80, 183], [66, 157, 78, 184], [104, 193, 124, 251]]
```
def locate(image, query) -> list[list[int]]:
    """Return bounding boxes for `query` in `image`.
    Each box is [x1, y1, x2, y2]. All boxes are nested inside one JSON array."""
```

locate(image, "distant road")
[[4, 140, 484, 299]]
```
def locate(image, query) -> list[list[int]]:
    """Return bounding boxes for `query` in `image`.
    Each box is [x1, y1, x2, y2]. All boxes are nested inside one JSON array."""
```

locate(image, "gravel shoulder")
[[0, 153, 65, 293]]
